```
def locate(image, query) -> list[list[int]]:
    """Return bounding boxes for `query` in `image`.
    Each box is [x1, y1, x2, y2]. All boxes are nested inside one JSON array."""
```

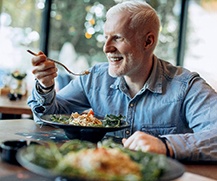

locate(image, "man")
[[28, 1, 217, 161]]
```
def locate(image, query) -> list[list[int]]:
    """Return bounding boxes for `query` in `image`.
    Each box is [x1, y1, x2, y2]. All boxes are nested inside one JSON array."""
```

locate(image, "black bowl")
[[40, 114, 130, 143], [64, 128, 107, 143], [0, 140, 27, 165]]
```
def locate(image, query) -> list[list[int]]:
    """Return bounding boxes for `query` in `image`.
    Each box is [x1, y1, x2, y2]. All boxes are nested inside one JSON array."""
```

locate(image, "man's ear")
[[144, 32, 155, 49]]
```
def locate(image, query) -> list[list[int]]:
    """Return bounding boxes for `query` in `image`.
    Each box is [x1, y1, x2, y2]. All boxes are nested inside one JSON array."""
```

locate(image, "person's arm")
[[28, 64, 93, 122], [170, 74, 217, 161], [28, 51, 58, 123], [161, 74, 217, 161]]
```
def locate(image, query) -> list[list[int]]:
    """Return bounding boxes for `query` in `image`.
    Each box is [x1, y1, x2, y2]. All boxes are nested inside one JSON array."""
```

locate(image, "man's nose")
[[103, 40, 116, 53]]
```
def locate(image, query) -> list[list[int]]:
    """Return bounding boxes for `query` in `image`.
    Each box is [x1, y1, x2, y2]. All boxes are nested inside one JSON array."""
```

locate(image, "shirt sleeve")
[[164, 128, 217, 161], [27, 82, 56, 123], [165, 73, 217, 161]]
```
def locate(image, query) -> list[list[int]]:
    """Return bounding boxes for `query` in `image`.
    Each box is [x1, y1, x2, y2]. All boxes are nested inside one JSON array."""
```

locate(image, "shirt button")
[[130, 103, 134, 107], [125, 130, 130, 135]]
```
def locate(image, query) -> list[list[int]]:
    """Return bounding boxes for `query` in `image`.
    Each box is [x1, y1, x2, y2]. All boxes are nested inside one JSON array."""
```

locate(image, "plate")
[[159, 158, 185, 181], [17, 145, 185, 181], [40, 114, 130, 142]]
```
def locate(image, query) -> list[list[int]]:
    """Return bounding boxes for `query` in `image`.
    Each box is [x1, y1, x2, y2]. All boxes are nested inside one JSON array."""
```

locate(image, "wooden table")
[[0, 95, 32, 115], [0, 119, 216, 181]]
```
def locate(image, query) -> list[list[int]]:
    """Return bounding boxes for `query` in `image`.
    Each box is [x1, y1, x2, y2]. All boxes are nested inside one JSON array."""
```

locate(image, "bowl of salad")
[[40, 111, 129, 143], [16, 139, 185, 181]]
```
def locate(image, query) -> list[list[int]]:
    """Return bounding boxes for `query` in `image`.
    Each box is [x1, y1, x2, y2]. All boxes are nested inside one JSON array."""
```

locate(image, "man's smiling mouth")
[[107, 54, 123, 62]]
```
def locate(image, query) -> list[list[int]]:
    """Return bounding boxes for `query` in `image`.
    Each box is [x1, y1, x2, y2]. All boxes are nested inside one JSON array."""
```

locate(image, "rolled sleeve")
[[165, 129, 217, 161], [27, 84, 56, 121]]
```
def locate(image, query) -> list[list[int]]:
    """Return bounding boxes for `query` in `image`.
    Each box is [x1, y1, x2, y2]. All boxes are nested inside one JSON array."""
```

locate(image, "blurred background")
[[0, 0, 217, 92]]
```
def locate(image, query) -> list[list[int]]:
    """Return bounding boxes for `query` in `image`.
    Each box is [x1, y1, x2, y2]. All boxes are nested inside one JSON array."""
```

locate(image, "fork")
[[27, 50, 90, 76]]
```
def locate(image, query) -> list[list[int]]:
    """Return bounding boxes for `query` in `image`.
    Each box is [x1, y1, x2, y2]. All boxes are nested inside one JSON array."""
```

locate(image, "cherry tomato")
[[87, 109, 94, 116]]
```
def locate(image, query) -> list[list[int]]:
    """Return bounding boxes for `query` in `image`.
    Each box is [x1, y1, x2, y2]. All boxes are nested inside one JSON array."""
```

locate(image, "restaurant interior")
[[0, 0, 217, 180]]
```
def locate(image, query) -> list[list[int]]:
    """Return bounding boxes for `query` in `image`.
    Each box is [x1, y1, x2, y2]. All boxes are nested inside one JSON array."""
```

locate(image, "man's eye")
[[115, 36, 123, 41]]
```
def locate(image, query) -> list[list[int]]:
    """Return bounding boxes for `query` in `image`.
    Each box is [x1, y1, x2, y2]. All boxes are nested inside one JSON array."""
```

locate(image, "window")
[[0, 0, 43, 69], [184, 0, 217, 90], [149, 0, 181, 65], [0, 0, 43, 90]]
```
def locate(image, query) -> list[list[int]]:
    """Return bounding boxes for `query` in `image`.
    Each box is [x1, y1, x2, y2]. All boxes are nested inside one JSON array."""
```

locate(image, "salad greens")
[[50, 114, 71, 124], [102, 114, 125, 127]]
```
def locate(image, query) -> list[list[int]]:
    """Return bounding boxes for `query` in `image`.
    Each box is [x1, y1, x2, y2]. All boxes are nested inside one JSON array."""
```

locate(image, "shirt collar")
[[110, 77, 123, 90]]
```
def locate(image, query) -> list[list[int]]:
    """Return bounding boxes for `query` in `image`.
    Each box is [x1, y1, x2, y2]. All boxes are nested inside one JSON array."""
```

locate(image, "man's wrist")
[[36, 80, 54, 93], [158, 137, 174, 158]]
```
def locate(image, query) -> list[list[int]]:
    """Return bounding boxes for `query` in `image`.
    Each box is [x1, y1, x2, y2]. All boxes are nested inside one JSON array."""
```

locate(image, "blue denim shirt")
[[28, 55, 217, 161]]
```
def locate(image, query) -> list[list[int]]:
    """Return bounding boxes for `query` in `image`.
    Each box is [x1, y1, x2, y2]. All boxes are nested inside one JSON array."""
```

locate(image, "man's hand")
[[31, 51, 57, 88], [122, 131, 173, 156]]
